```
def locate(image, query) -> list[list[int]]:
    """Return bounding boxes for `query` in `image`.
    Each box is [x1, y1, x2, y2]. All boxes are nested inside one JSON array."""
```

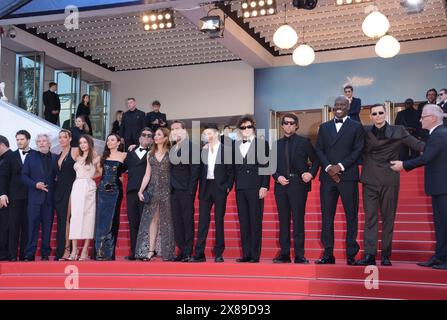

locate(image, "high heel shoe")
[[67, 250, 79, 261], [59, 246, 71, 261], [79, 252, 90, 261], [141, 250, 157, 261]]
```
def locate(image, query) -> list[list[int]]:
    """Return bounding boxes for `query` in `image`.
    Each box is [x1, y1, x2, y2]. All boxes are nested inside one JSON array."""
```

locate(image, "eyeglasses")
[[421, 115, 432, 119], [239, 125, 254, 130], [282, 121, 296, 126], [141, 133, 153, 138], [371, 111, 385, 116]]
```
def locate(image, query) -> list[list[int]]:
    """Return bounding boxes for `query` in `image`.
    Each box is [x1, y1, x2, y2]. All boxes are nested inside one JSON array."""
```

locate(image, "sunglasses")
[[371, 111, 385, 116], [282, 121, 296, 125], [240, 125, 254, 130], [141, 133, 153, 138]]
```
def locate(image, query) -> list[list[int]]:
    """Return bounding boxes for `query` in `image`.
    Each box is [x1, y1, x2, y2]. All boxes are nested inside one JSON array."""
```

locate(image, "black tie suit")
[[315, 118, 365, 259], [272, 134, 319, 259]]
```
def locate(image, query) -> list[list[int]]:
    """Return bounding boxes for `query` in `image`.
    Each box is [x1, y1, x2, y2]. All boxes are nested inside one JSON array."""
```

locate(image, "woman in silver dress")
[[135, 127, 175, 261]]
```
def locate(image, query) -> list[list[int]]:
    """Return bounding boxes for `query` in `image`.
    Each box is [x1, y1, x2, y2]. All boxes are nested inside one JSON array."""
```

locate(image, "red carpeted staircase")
[[1, 168, 446, 300]]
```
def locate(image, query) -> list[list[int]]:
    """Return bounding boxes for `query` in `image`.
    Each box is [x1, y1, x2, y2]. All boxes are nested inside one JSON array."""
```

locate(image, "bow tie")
[[139, 148, 148, 152], [22, 150, 30, 155], [335, 118, 344, 124], [242, 140, 249, 144]]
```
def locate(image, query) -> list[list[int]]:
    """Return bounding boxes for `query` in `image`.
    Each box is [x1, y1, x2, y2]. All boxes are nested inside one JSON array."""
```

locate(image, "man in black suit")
[[233, 115, 270, 263], [119, 98, 146, 151], [344, 85, 362, 123], [191, 124, 234, 263], [0, 135, 11, 260], [272, 113, 319, 264], [357, 104, 425, 267], [145, 100, 167, 132], [0, 130, 32, 261], [21, 133, 58, 261], [169, 120, 200, 262], [315, 96, 365, 265], [417, 88, 437, 141], [43, 82, 61, 125], [391, 105, 447, 270], [124, 127, 153, 260], [438, 88, 447, 126]]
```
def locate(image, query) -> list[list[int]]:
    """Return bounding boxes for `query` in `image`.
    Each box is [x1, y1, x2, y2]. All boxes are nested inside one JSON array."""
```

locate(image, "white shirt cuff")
[[325, 165, 331, 172], [338, 163, 345, 171]]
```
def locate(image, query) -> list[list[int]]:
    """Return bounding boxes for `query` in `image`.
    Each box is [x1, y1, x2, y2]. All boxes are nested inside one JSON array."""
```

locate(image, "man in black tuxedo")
[[272, 113, 319, 264], [417, 88, 437, 141], [124, 127, 153, 260], [169, 120, 200, 262], [344, 85, 362, 123], [233, 115, 270, 263], [43, 82, 61, 125], [145, 100, 167, 132], [315, 96, 365, 265], [438, 88, 447, 126], [191, 124, 234, 263], [391, 105, 447, 270], [119, 98, 146, 151], [357, 104, 425, 267], [21, 133, 58, 261], [0, 130, 32, 261]]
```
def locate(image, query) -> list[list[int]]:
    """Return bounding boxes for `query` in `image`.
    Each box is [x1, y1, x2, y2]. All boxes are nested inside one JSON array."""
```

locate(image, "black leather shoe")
[[355, 254, 376, 266], [294, 257, 309, 264], [236, 257, 252, 263], [0, 256, 9, 261], [381, 256, 392, 266], [315, 256, 335, 264], [8, 257, 17, 262], [215, 256, 224, 263], [172, 255, 184, 262], [182, 256, 192, 262], [417, 258, 444, 267], [23, 256, 35, 262], [273, 255, 291, 263], [249, 258, 259, 263], [190, 256, 206, 262], [347, 257, 357, 265], [41, 256, 49, 261], [125, 256, 136, 261], [432, 263, 447, 270]]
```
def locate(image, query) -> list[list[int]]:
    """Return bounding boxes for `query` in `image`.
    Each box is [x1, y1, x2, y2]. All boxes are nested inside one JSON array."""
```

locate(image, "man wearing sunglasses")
[[315, 96, 364, 265], [357, 104, 424, 267], [123, 127, 153, 260], [272, 113, 319, 264], [233, 115, 270, 263], [437, 89, 447, 126]]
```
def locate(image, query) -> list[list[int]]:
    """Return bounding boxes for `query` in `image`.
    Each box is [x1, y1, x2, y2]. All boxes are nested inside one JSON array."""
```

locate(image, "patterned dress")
[[135, 153, 175, 260]]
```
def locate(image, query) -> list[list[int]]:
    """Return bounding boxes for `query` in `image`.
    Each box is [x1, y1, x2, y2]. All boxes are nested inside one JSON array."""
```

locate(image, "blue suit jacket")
[[21, 150, 58, 205], [348, 97, 362, 123], [404, 125, 447, 196]]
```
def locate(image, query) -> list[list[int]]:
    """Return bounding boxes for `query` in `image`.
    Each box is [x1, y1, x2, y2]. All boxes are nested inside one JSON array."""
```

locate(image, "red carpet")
[[0, 168, 443, 300]]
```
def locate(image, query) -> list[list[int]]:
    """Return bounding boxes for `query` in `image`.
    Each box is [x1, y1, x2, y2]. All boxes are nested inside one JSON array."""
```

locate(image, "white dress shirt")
[[207, 141, 221, 179], [334, 115, 348, 133], [19, 149, 30, 164], [429, 124, 442, 135], [135, 145, 148, 160], [239, 136, 254, 158]]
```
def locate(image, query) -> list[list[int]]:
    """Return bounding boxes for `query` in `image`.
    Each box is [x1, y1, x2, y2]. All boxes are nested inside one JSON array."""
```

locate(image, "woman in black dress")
[[111, 110, 123, 134], [71, 115, 88, 148], [54, 129, 79, 261], [76, 94, 92, 134]]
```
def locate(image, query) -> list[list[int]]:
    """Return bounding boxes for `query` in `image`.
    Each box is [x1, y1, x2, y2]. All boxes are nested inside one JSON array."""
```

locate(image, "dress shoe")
[[315, 256, 335, 264], [381, 256, 392, 266], [215, 256, 224, 263], [417, 258, 444, 267], [273, 255, 291, 263], [294, 257, 309, 264], [236, 257, 252, 263], [189, 256, 206, 262], [23, 256, 35, 262], [172, 255, 184, 262], [181, 256, 192, 262], [125, 256, 136, 261], [249, 259, 259, 263], [347, 257, 357, 265], [8, 257, 17, 262], [355, 254, 376, 266], [432, 263, 447, 270], [0, 256, 9, 261], [41, 256, 49, 261]]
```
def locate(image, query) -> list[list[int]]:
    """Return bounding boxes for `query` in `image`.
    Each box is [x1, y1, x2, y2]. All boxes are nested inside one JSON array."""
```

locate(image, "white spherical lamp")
[[375, 35, 400, 58], [362, 11, 390, 38], [292, 44, 315, 66], [273, 24, 298, 49]]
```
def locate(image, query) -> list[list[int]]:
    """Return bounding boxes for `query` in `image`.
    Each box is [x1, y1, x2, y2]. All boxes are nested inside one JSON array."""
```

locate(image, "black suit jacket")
[[145, 111, 167, 132], [43, 90, 61, 116], [124, 149, 148, 193], [438, 101, 447, 126], [170, 140, 201, 195], [0, 149, 29, 200], [272, 134, 319, 190], [234, 137, 270, 191], [348, 97, 362, 123], [198, 143, 234, 200], [404, 125, 447, 196], [315, 118, 365, 182], [361, 124, 425, 186], [119, 109, 146, 148]]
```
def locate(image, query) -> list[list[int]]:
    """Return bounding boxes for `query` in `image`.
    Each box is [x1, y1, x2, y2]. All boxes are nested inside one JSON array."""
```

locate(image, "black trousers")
[[195, 180, 227, 257], [362, 184, 399, 257], [54, 193, 71, 260], [171, 189, 195, 257], [320, 180, 360, 258], [236, 189, 264, 260], [44, 114, 59, 125], [0, 207, 8, 259], [274, 179, 308, 258], [8, 199, 28, 260], [126, 191, 144, 257], [432, 194, 447, 262], [25, 202, 54, 258]]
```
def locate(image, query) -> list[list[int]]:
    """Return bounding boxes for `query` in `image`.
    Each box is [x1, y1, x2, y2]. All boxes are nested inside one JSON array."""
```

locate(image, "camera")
[[7, 27, 16, 39]]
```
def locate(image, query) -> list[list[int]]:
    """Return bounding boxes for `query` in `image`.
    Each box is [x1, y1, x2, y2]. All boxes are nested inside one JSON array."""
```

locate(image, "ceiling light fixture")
[[199, 6, 226, 39], [142, 9, 175, 31], [362, 5, 389, 38], [400, 0, 426, 13], [292, 0, 318, 10], [292, 27, 315, 66], [241, 0, 277, 18], [375, 34, 400, 58], [273, 4, 298, 49]]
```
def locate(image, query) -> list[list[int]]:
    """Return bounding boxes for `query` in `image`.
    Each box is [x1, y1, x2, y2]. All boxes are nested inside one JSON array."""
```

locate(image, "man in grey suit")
[[357, 104, 425, 266]]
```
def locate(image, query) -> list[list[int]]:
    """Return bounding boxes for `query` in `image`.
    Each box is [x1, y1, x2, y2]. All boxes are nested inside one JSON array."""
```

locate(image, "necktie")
[[335, 118, 344, 124]]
